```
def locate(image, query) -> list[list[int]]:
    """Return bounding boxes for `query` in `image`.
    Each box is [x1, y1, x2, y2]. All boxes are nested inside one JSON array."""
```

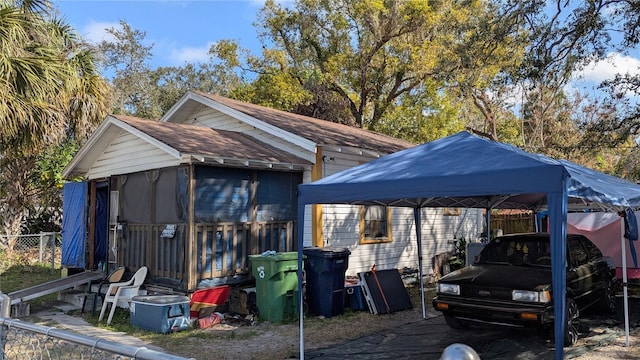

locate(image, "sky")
[[53, 0, 267, 67], [53, 0, 639, 100]]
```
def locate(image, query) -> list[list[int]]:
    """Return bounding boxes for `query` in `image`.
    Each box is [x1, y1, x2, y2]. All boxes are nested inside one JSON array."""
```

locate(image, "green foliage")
[[447, 237, 467, 272], [0, 263, 61, 294], [0, 0, 109, 150], [208, 0, 523, 143], [0, 0, 108, 235]]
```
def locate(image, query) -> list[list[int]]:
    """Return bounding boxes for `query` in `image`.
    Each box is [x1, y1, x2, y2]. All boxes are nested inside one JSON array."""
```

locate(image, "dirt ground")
[[153, 286, 640, 360], [25, 284, 640, 360]]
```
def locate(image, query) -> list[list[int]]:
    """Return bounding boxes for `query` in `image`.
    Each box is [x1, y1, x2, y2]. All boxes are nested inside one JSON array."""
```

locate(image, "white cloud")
[[576, 52, 640, 83], [79, 21, 120, 44], [168, 43, 214, 65]]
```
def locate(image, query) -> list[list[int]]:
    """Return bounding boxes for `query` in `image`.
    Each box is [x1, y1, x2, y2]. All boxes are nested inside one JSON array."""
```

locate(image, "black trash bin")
[[303, 246, 351, 317]]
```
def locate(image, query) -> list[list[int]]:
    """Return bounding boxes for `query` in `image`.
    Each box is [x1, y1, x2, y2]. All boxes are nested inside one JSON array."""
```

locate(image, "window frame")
[[359, 205, 393, 244]]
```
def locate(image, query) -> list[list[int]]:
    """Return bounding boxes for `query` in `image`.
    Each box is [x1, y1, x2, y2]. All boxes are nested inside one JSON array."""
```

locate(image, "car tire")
[[444, 315, 469, 330], [597, 279, 617, 314], [564, 298, 580, 346]]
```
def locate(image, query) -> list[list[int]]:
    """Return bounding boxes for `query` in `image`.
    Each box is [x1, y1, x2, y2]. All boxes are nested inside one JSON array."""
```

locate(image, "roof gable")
[[63, 114, 312, 179], [119, 115, 310, 166], [163, 91, 414, 155]]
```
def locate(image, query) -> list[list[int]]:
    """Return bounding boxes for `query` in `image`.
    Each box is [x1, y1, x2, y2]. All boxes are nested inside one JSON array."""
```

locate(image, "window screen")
[[194, 166, 251, 222], [256, 171, 301, 221]]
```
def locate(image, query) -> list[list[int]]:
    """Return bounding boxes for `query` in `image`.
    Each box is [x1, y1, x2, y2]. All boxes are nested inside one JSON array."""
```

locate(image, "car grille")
[[461, 284, 512, 300]]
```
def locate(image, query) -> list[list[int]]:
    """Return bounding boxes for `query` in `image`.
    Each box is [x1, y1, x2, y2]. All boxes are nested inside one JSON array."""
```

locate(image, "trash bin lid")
[[132, 294, 190, 305], [303, 246, 351, 258], [249, 251, 300, 262]]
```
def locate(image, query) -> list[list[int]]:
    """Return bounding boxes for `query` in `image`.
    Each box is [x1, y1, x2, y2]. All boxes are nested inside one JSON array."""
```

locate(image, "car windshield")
[[476, 237, 552, 266]]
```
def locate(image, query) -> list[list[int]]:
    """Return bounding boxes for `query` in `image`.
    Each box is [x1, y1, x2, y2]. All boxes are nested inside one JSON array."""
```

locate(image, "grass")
[[0, 263, 62, 306]]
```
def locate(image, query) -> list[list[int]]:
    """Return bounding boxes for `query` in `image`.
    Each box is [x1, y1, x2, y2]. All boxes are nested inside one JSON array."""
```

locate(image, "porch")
[[119, 221, 297, 292]]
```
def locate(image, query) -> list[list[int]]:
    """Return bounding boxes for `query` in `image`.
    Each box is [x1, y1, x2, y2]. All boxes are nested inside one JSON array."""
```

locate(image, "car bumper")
[[432, 295, 553, 328]]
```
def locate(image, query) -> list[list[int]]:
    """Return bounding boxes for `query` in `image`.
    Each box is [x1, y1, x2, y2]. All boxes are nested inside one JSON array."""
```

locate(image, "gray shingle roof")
[[115, 115, 311, 166], [195, 91, 415, 154]]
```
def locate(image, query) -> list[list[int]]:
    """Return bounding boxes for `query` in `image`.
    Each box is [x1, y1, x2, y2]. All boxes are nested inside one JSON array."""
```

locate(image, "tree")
[[99, 23, 244, 118], [210, 0, 531, 144], [495, 1, 640, 179], [99, 20, 158, 117], [212, 2, 447, 130], [0, 0, 109, 237]]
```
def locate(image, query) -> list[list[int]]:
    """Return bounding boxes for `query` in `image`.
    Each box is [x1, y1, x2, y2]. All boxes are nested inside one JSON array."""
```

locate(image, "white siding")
[[322, 205, 483, 277], [302, 170, 314, 247], [87, 132, 180, 179], [313, 148, 484, 277], [319, 149, 378, 177]]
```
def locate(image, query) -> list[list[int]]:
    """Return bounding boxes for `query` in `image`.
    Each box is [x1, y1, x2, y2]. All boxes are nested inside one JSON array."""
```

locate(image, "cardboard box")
[[229, 287, 256, 315]]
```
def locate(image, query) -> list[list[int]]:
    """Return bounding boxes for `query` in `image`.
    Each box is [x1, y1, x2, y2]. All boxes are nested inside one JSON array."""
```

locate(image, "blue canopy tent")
[[296, 131, 640, 360]]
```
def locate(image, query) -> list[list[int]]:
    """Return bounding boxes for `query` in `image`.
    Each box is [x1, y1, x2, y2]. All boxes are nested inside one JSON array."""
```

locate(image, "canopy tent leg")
[[414, 207, 426, 319], [548, 190, 567, 360], [297, 203, 306, 360], [485, 208, 491, 241], [620, 218, 630, 346]]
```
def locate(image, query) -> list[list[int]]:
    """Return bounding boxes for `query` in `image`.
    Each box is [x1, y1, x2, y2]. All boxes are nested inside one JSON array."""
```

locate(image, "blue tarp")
[[296, 131, 640, 360], [624, 208, 639, 268], [61, 182, 88, 268]]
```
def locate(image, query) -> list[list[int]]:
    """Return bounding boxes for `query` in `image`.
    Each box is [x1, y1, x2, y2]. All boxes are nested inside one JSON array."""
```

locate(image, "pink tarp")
[[567, 213, 639, 276]]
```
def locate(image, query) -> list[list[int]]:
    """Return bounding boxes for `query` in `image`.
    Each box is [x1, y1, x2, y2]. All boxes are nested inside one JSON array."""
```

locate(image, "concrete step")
[[58, 289, 102, 314]]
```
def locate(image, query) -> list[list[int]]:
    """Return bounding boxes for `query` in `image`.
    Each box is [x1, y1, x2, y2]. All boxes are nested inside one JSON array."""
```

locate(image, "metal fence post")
[[39, 233, 45, 263], [0, 291, 10, 360], [0, 293, 9, 319], [51, 233, 56, 271]]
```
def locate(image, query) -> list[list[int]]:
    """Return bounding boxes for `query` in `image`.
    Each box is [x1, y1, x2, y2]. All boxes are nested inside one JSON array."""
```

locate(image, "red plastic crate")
[[190, 285, 231, 318]]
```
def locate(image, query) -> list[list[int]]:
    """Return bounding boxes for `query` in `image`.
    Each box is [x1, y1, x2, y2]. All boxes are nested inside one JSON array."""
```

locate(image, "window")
[[360, 205, 392, 244], [579, 235, 603, 261], [568, 237, 588, 267]]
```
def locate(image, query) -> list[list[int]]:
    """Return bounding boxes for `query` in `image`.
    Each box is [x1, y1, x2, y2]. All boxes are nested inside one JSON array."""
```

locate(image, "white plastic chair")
[[98, 266, 148, 325]]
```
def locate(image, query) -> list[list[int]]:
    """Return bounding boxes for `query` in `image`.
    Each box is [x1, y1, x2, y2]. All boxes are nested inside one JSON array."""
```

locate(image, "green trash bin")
[[249, 252, 302, 323]]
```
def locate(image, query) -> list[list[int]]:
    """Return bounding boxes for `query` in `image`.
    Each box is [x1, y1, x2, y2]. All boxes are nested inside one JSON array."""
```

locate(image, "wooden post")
[[187, 165, 198, 291]]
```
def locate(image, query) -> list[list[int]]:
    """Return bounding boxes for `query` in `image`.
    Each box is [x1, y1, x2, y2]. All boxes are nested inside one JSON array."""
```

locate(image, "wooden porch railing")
[[119, 221, 297, 290]]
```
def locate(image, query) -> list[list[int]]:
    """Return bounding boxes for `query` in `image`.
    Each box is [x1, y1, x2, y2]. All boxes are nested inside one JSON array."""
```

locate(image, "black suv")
[[432, 233, 616, 345]]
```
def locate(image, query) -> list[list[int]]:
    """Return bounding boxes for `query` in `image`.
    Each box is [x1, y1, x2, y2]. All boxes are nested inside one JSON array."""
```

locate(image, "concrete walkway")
[[31, 302, 165, 352]]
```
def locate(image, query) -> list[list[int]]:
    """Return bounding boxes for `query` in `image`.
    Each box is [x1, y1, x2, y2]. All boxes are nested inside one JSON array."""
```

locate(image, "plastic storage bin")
[[303, 247, 351, 317], [131, 295, 190, 333], [345, 283, 367, 311], [249, 252, 301, 322]]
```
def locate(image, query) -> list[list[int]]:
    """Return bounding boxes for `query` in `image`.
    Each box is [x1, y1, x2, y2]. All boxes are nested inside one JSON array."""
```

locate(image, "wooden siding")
[[87, 133, 179, 179], [324, 206, 483, 276], [490, 212, 535, 235], [118, 221, 297, 291]]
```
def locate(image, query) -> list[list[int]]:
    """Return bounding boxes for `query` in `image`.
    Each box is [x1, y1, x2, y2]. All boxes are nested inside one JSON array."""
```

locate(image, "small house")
[[61, 91, 482, 292]]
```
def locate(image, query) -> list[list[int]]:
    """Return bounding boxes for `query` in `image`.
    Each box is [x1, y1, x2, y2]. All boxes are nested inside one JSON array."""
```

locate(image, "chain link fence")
[[0, 294, 193, 360], [0, 233, 61, 272], [0, 319, 194, 360]]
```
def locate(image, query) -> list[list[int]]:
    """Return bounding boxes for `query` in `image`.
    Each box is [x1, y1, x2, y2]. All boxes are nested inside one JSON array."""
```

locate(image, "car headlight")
[[512, 290, 551, 303], [437, 283, 460, 296]]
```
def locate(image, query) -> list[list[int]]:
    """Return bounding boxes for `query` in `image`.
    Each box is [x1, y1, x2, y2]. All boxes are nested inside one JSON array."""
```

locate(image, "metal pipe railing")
[[0, 316, 194, 360]]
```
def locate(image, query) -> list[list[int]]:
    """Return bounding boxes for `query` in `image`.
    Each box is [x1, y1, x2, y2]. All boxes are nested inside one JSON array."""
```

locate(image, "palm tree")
[[0, 0, 110, 238]]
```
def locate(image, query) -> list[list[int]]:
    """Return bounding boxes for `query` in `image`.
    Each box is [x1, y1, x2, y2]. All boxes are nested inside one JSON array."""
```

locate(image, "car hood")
[[439, 264, 551, 291]]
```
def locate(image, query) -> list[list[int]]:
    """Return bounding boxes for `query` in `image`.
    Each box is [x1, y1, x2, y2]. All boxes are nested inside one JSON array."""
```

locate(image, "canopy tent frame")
[[296, 131, 640, 360]]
